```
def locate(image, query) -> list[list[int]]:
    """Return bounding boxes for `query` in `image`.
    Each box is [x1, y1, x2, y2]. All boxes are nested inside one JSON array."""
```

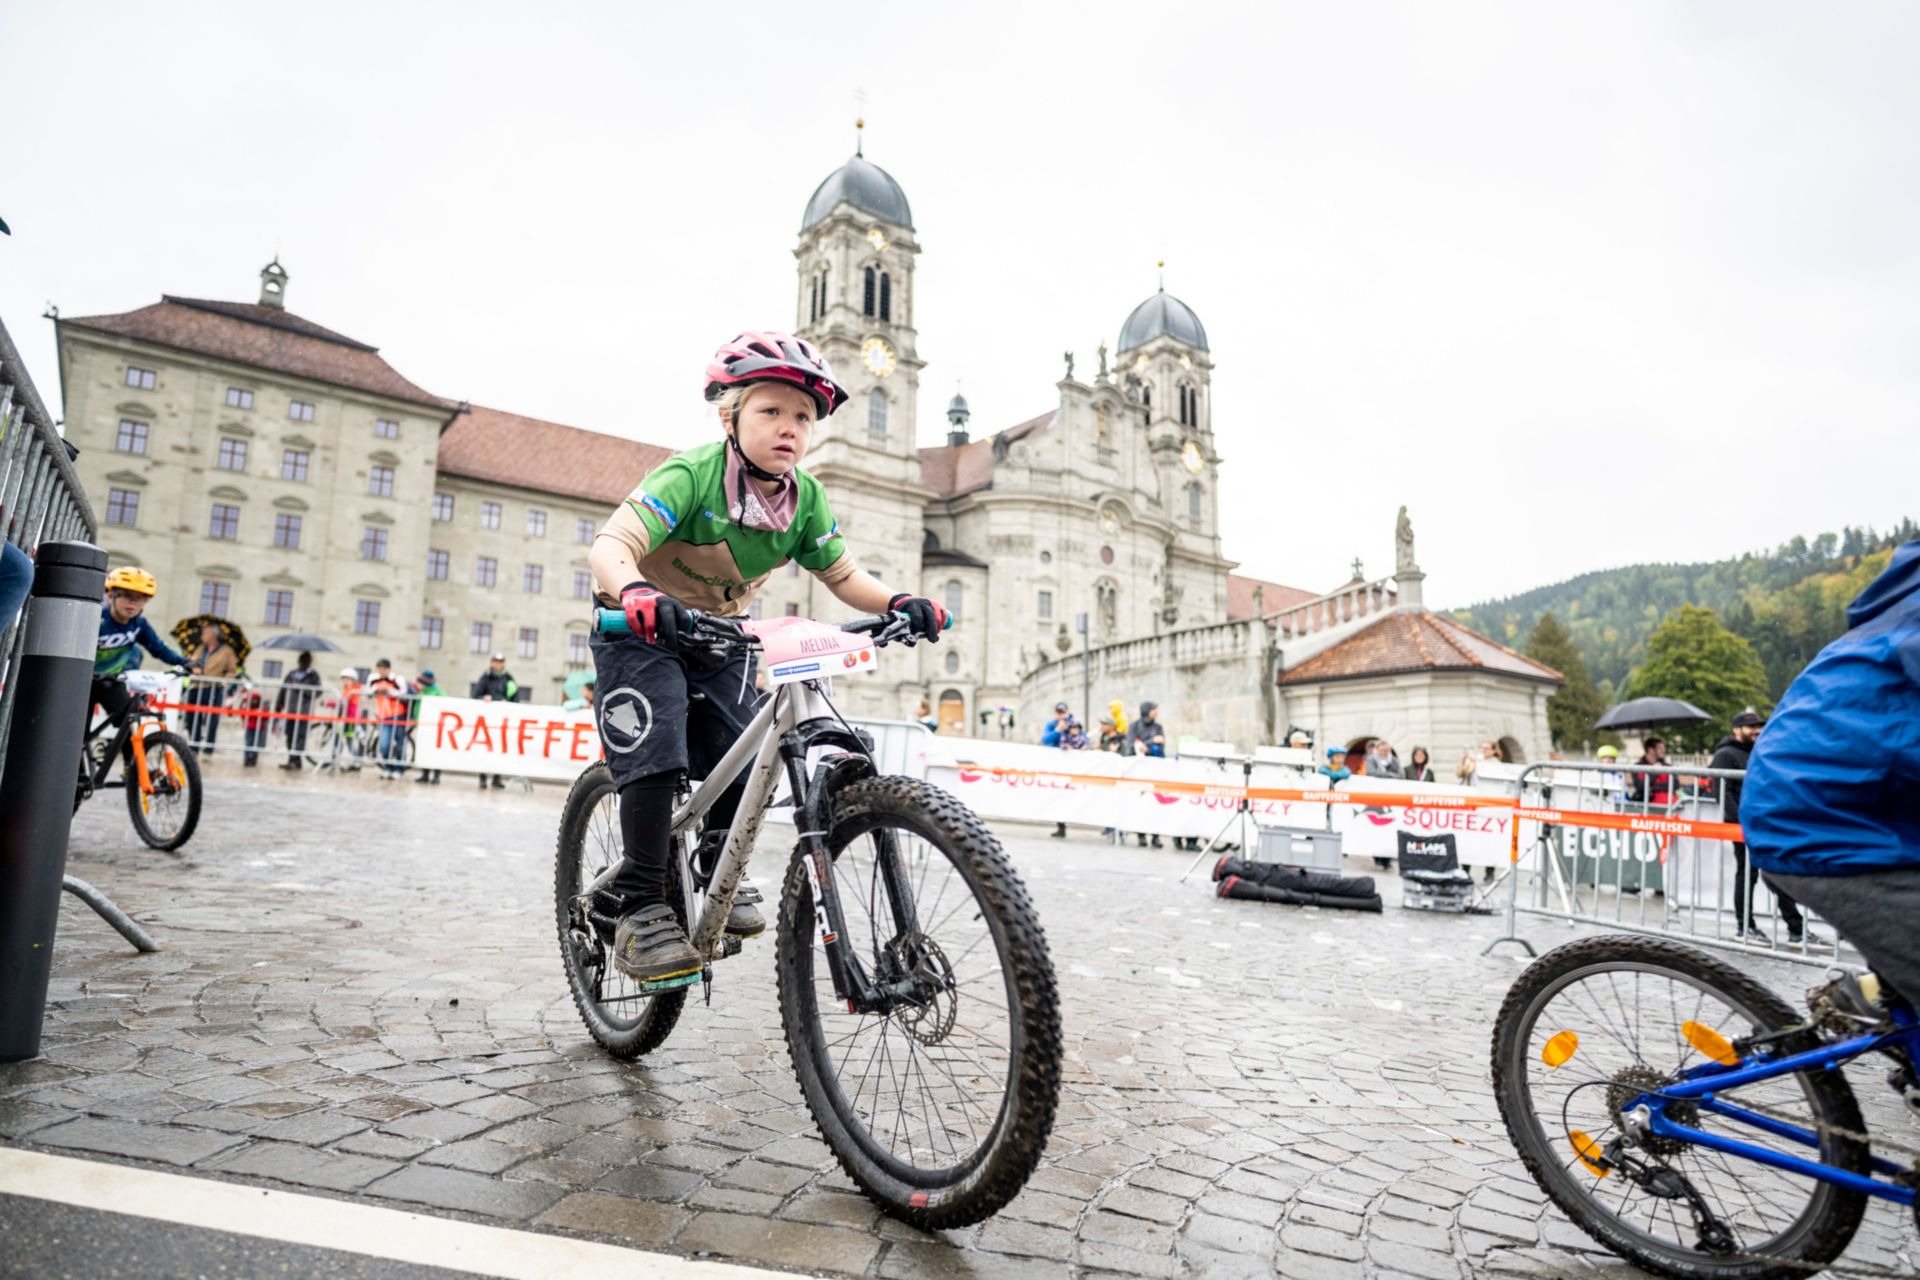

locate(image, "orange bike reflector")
[[1682, 1021, 1738, 1066], [1570, 1130, 1609, 1178], [1541, 1030, 1579, 1068]]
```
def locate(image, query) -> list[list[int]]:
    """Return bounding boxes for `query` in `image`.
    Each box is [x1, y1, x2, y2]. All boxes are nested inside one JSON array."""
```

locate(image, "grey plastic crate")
[[1256, 825, 1344, 873]]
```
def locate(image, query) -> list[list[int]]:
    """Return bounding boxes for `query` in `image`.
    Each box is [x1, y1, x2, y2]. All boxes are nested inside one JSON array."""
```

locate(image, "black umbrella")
[[258, 632, 344, 654], [1594, 696, 1714, 732], [172, 614, 251, 666]]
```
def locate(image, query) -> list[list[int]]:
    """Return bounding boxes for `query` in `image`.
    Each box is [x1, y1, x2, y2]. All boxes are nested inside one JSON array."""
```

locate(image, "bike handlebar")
[[591, 606, 949, 646]]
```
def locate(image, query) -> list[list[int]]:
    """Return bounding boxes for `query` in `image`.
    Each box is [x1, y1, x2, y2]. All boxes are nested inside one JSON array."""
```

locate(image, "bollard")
[[0, 541, 106, 1061]]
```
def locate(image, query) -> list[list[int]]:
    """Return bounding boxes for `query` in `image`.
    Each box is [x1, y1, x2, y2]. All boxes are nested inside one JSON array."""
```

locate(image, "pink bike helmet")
[[704, 331, 847, 418]]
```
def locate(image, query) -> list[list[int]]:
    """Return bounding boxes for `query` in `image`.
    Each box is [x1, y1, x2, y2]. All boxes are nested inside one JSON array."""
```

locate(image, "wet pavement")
[[3, 762, 1913, 1277]]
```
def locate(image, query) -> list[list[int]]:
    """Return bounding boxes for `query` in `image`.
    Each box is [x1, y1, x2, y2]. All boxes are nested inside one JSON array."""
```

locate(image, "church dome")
[[801, 155, 913, 232], [1118, 288, 1209, 353]]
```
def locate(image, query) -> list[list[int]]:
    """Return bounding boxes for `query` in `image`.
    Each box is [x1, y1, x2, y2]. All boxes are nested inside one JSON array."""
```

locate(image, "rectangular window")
[[783, 602, 800, 617], [369, 465, 395, 497], [264, 589, 294, 626], [571, 569, 593, 600], [480, 501, 501, 530], [469, 621, 493, 654], [106, 488, 140, 526], [526, 509, 547, 537], [374, 418, 399, 439], [474, 556, 497, 588], [360, 527, 388, 561], [199, 580, 231, 616], [126, 366, 156, 390], [517, 627, 538, 659], [1037, 590, 1053, 620], [522, 564, 543, 594], [420, 616, 444, 650], [208, 503, 240, 540], [575, 517, 594, 545], [115, 419, 149, 454], [289, 400, 315, 422], [225, 387, 254, 409], [432, 492, 453, 522], [567, 633, 589, 665], [426, 549, 450, 580], [273, 513, 302, 549], [354, 600, 380, 635], [216, 437, 248, 471], [261, 658, 284, 679], [281, 449, 310, 482]]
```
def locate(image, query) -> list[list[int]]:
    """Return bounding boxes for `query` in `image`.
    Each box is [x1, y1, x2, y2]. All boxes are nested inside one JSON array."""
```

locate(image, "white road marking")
[[0, 1148, 785, 1279]]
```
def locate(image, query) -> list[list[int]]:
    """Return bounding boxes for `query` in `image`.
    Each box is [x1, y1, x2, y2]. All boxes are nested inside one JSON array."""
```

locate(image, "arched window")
[[807, 276, 819, 324], [944, 651, 960, 674], [862, 266, 876, 317], [1187, 482, 1203, 522], [1187, 384, 1200, 424], [1177, 385, 1187, 425], [879, 272, 892, 322], [867, 387, 888, 435], [819, 263, 828, 309], [944, 579, 963, 622]]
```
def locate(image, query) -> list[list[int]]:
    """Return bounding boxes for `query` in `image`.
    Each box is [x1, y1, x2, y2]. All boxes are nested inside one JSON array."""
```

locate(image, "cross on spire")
[[854, 88, 868, 156]]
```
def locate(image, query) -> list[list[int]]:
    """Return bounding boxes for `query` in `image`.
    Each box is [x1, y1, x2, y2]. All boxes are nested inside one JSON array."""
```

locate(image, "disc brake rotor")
[[895, 935, 958, 1046]]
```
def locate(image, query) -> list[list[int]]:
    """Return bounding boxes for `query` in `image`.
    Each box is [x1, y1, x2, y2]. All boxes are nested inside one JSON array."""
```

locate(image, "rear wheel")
[[554, 763, 686, 1058], [776, 776, 1060, 1229], [1491, 935, 1868, 1279], [125, 728, 201, 851]]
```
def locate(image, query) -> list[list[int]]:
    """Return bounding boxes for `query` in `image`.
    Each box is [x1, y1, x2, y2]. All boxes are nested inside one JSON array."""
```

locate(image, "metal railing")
[[1484, 760, 1860, 971], [0, 313, 98, 790]]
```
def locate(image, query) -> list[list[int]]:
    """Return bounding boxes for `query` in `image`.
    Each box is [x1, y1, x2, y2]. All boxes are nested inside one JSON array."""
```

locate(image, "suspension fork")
[[787, 736, 889, 1013], [128, 718, 155, 798]]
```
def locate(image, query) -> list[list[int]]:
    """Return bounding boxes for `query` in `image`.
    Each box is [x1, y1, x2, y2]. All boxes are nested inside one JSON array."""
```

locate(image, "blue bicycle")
[[1493, 935, 1917, 1278]]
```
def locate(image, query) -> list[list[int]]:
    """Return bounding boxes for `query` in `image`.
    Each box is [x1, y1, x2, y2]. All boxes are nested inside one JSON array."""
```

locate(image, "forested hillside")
[[1451, 520, 1916, 701]]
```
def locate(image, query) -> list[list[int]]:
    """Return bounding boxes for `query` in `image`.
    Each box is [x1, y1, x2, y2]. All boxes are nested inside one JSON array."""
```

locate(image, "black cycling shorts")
[[589, 630, 763, 791]]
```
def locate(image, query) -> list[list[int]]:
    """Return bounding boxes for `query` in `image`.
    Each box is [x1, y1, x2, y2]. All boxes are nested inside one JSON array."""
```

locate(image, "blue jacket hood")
[[1846, 540, 1920, 630], [1743, 540, 1920, 876]]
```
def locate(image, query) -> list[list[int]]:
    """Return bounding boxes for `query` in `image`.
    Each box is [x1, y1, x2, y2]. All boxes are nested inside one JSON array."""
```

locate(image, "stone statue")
[[1062, 351, 1075, 380], [1395, 505, 1418, 575], [1097, 341, 1109, 378], [1097, 582, 1117, 635]]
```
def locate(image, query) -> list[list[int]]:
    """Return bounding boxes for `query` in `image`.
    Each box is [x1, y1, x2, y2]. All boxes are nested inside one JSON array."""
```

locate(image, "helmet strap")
[[724, 419, 785, 484]]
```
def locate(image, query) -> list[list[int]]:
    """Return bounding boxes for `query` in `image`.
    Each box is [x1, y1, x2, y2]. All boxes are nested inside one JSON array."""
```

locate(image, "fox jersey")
[[96, 605, 188, 675]]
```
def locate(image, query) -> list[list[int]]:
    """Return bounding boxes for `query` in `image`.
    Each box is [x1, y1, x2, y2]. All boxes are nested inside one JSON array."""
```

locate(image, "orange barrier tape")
[[146, 699, 417, 728], [947, 762, 1745, 841]]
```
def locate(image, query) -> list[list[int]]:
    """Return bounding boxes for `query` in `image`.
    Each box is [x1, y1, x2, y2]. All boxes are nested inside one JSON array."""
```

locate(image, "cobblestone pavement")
[[4, 762, 1914, 1277]]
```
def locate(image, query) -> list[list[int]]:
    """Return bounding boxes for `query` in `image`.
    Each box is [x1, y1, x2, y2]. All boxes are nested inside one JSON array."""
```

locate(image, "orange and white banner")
[[411, 696, 600, 781]]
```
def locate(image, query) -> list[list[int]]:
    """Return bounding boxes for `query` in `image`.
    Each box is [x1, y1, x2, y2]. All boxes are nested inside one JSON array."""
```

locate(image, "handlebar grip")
[[592, 607, 629, 635]]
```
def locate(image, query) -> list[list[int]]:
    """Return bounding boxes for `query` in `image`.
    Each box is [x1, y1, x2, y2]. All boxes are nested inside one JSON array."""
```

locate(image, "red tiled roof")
[[59, 298, 448, 409], [1226, 573, 1318, 620], [918, 409, 1057, 498], [436, 404, 673, 506], [1277, 610, 1563, 686]]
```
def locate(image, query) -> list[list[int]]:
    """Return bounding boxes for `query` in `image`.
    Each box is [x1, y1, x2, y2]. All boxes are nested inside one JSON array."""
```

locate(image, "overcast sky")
[[4, 2, 1914, 606]]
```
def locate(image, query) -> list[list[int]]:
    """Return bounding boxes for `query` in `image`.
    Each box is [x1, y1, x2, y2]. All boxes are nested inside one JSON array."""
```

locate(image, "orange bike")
[[75, 671, 202, 851]]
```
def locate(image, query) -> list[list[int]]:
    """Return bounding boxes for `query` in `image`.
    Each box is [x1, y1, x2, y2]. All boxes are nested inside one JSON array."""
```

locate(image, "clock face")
[[1133, 355, 1148, 374], [862, 336, 896, 377], [867, 227, 889, 253], [1182, 441, 1205, 474], [1180, 353, 1193, 370]]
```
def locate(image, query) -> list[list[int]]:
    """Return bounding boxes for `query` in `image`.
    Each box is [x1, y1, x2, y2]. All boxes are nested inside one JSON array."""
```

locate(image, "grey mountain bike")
[[554, 606, 1062, 1228]]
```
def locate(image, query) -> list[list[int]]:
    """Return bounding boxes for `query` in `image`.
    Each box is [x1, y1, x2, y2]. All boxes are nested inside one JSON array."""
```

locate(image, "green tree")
[[1625, 605, 1770, 751], [1524, 612, 1608, 752]]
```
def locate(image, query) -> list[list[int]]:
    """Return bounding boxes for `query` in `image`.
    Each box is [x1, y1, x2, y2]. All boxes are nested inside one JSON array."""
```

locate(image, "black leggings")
[[609, 768, 746, 911]]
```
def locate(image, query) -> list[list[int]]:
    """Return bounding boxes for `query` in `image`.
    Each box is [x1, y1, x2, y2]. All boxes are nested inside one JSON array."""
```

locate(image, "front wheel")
[[125, 728, 201, 851], [554, 763, 686, 1059], [1491, 936, 1868, 1279], [776, 776, 1061, 1229]]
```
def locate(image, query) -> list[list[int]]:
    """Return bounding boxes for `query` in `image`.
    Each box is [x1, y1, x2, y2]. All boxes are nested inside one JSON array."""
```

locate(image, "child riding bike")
[[93, 567, 195, 724], [584, 331, 949, 988], [1742, 538, 1919, 1012]]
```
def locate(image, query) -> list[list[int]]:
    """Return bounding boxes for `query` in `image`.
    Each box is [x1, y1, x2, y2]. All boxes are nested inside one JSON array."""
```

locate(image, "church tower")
[[771, 125, 931, 713], [1115, 273, 1230, 625]]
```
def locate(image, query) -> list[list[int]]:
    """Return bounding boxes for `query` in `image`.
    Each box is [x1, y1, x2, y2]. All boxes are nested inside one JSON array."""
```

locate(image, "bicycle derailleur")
[[1590, 1067, 1736, 1257]]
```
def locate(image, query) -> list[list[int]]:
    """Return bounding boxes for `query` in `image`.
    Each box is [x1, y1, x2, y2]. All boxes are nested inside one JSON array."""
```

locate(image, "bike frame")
[[81, 689, 177, 800], [583, 668, 908, 1014], [1627, 1005, 1919, 1207]]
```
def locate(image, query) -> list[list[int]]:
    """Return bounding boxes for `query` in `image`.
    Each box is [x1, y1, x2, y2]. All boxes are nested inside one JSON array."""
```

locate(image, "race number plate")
[[745, 617, 878, 687]]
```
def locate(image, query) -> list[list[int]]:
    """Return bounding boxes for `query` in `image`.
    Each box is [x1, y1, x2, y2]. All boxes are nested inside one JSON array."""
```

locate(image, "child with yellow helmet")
[[94, 566, 194, 726]]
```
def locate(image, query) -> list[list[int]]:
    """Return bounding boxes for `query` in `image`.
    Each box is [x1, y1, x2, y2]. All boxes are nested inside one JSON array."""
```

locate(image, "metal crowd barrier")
[[0, 315, 98, 788], [137, 674, 419, 774], [1484, 760, 1860, 971]]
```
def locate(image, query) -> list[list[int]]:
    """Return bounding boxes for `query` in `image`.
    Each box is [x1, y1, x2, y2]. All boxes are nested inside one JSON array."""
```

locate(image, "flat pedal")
[[637, 969, 701, 993]]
